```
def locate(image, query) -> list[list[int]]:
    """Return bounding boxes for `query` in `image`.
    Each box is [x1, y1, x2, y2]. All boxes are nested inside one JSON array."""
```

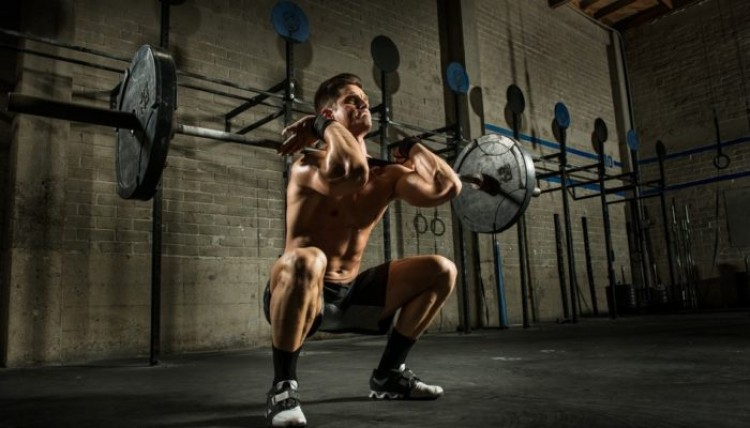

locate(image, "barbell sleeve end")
[[7, 92, 141, 130]]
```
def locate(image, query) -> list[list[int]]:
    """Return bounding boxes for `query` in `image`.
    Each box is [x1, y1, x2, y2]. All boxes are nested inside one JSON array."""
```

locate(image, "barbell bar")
[[6, 44, 538, 234]]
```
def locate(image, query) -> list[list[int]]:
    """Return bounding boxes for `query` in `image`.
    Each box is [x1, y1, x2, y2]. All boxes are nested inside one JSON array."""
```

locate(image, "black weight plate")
[[507, 84, 525, 115], [116, 45, 176, 201], [452, 134, 536, 233], [594, 118, 608, 143], [271, 1, 310, 43], [371, 35, 400, 73]]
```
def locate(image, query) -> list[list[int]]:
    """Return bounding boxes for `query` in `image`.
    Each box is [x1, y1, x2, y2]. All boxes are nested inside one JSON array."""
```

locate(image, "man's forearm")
[[409, 145, 462, 200], [318, 122, 369, 193]]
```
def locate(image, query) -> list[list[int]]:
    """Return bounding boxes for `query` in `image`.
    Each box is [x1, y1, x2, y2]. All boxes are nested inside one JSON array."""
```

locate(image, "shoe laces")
[[270, 380, 300, 409]]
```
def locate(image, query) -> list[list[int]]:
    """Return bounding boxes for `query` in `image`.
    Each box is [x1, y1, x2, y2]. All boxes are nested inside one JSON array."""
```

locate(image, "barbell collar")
[[7, 92, 141, 130], [458, 172, 524, 206]]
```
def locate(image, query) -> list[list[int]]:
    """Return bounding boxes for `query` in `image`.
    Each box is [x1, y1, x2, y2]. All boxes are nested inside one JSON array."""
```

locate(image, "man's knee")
[[430, 255, 457, 295], [274, 247, 327, 294]]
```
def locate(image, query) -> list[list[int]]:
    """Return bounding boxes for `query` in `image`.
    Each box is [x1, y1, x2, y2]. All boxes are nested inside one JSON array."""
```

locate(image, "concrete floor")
[[1, 311, 749, 428]]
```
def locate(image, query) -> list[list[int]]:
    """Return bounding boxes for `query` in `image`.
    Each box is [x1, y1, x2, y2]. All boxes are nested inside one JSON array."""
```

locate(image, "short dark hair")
[[314, 73, 363, 113]]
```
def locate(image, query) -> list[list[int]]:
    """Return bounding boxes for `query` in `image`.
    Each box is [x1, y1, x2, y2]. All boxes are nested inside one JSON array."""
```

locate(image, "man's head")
[[314, 73, 371, 138]]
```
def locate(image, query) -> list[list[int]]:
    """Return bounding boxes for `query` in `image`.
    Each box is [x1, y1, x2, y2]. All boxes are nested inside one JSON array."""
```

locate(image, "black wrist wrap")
[[397, 138, 419, 158], [313, 115, 334, 139]]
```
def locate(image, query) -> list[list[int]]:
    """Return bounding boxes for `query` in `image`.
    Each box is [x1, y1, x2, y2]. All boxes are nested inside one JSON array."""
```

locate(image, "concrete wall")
[[0, 0, 22, 365], [1, 0, 636, 366], [626, 0, 750, 307]]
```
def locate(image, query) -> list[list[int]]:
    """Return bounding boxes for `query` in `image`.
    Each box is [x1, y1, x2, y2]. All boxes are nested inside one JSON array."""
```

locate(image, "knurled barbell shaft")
[[7, 92, 282, 150], [175, 124, 280, 150]]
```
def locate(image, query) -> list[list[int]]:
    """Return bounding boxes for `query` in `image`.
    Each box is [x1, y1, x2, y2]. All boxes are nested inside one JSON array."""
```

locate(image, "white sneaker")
[[266, 380, 307, 427], [369, 364, 444, 400]]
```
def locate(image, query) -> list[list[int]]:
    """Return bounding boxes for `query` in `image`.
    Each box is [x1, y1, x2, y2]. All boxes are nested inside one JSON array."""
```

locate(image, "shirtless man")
[[264, 73, 462, 427]]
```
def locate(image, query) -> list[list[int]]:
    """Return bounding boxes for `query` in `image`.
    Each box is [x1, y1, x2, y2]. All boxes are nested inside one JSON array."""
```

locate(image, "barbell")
[[6, 44, 538, 234]]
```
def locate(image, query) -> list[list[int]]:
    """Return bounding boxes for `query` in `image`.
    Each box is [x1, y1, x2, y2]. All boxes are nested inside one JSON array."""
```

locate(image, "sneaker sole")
[[369, 390, 404, 400], [369, 390, 442, 400]]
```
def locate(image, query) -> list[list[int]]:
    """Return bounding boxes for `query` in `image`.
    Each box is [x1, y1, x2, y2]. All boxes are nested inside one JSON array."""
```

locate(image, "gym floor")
[[2, 311, 749, 428]]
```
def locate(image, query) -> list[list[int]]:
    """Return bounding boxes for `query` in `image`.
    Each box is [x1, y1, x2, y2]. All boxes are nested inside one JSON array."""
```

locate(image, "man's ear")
[[320, 108, 334, 120]]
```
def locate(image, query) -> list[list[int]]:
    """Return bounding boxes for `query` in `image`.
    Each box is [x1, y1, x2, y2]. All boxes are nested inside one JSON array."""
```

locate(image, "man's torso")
[[285, 162, 407, 282]]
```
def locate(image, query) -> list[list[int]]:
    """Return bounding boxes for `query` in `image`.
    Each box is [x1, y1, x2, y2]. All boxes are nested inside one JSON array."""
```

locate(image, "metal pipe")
[[282, 39, 295, 244], [539, 152, 561, 161], [629, 147, 653, 291], [176, 124, 281, 150], [0, 27, 314, 107], [387, 123, 457, 148], [581, 216, 599, 316], [560, 130, 579, 323], [658, 144, 677, 303], [0, 43, 124, 74], [554, 213, 570, 320], [457, 222, 471, 333], [565, 162, 601, 175], [453, 93, 471, 333], [598, 140, 617, 319], [380, 69, 392, 263], [493, 233, 509, 328], [150, 0, 173, 367], [387, 119, 472, 145], [0, 27, 130, 63], [512, 115, 530, 329], [225, 79, 288, 122], [235, 109, 286, 135], [606, 193, 661, 205]]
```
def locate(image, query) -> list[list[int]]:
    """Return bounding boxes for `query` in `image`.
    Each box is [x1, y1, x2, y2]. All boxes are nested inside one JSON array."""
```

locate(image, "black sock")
[[376, 329, 416, 376], [272, 346, 301, 385]]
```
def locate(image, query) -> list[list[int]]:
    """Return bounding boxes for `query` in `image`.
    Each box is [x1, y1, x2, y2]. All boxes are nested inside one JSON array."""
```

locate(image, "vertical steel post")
[[554, 214, 570, 320], [380, 70, 392, 262], [453, 95, 471, 333], [282, 40, 294, 242], [630, 148, 652, 296], [598, 140, 617, 319], [656, 143, 677, 306], [560, 132, 579, 322], [150, 0, 172, 366], [493, 232, 509, 328], [582, 216, 599, 316], [512, 115, 530, 328]]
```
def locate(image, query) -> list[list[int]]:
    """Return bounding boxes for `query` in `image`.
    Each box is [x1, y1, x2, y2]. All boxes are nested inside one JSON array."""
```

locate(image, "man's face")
[[326, 84, 372, 137]]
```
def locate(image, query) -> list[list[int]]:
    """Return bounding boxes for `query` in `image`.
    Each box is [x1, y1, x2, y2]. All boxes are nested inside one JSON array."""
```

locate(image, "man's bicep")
[[393, 171, 445, 207]]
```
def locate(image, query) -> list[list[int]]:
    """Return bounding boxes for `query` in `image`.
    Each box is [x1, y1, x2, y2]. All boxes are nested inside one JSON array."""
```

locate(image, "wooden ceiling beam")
[[613, 2, 671, 30], [594, 0, 638, 20], [580, 0, 606, 10], [548, 0, 573, 8]]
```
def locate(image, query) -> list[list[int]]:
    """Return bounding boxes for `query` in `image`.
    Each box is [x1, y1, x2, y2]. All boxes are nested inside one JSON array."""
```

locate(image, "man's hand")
[[390, 137, 420, 164], [280, 115, 318, 156]]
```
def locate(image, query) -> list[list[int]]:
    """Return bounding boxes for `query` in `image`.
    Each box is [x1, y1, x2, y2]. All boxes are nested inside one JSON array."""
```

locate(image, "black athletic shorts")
[[263, 262, 394, 336]]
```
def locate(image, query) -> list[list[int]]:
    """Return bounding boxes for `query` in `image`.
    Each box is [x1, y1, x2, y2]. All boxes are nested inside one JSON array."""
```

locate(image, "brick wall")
[[472, 0, 631, 324], [626, 0, 750, 306], [3, 0, 655, 365]]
